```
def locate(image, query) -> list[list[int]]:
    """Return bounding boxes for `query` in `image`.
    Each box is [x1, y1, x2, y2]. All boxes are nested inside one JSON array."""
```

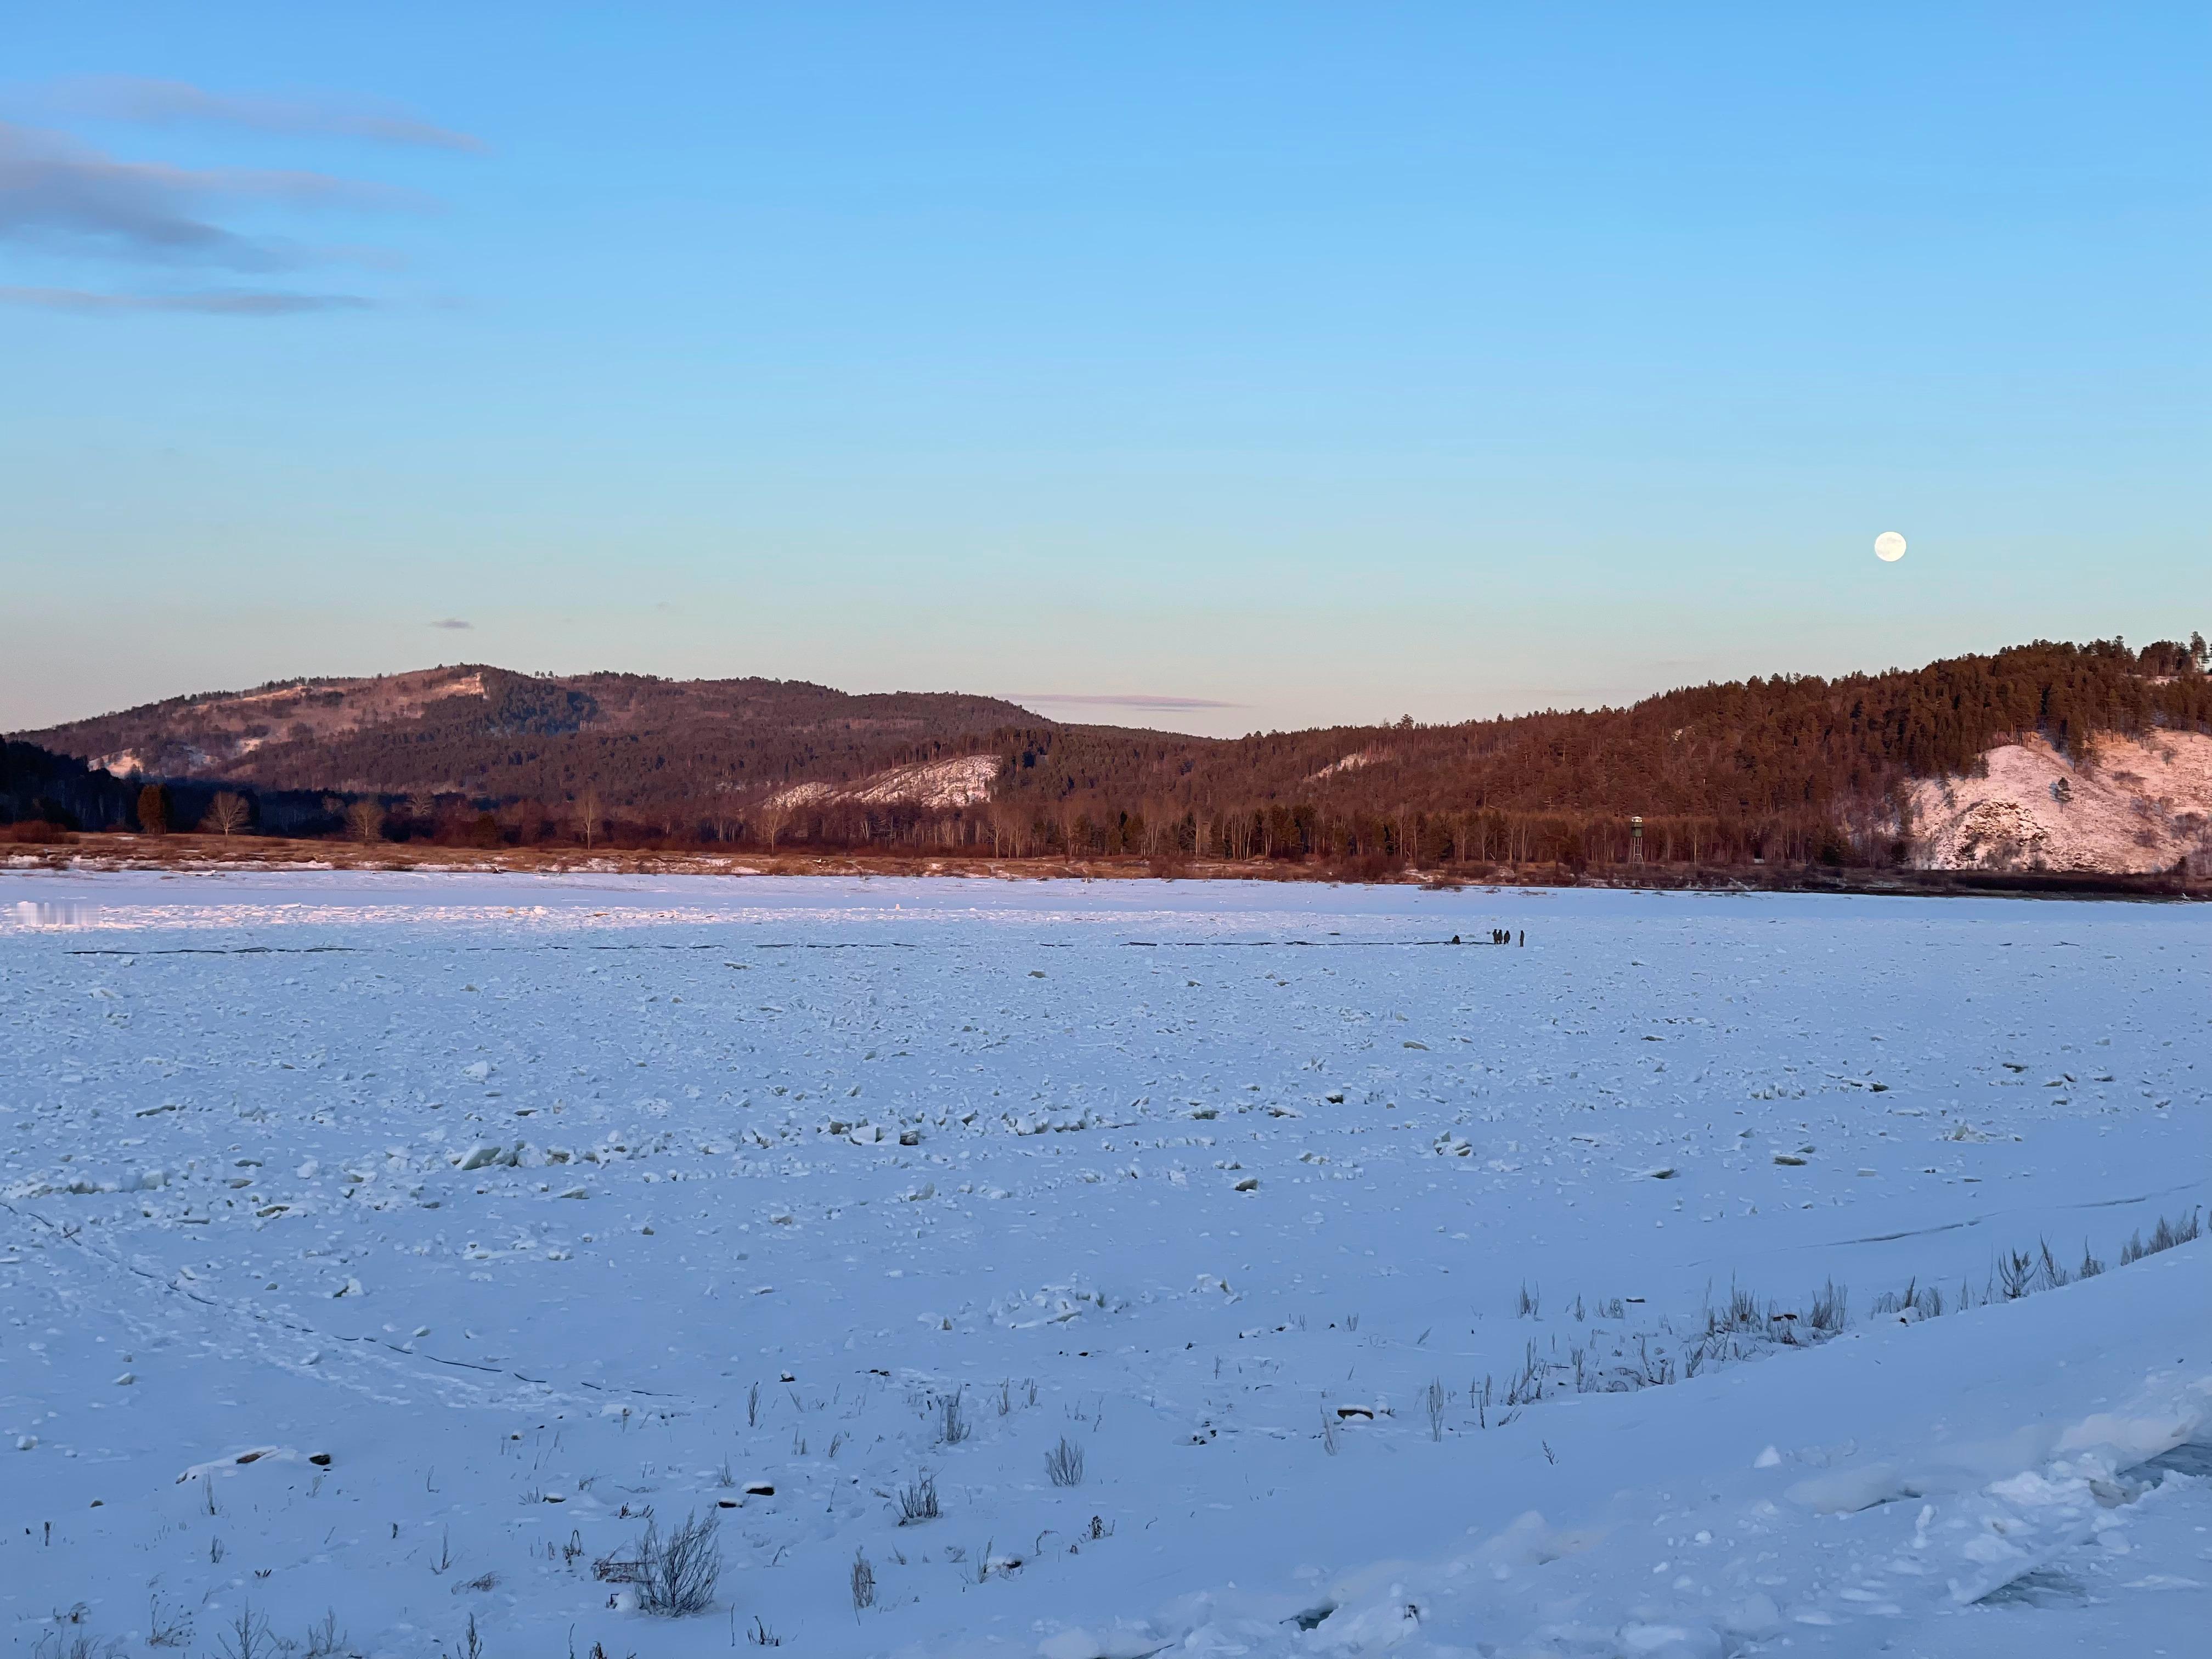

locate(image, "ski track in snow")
[[1, 871, 2207, 1658]]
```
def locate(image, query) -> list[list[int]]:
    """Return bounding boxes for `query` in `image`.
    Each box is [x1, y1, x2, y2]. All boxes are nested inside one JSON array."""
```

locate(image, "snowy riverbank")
[[3, 873, 2205, 1656]]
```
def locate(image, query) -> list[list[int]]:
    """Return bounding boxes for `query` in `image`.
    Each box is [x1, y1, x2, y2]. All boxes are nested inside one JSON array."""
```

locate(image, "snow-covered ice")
[[2, 871, 2206, 1657]]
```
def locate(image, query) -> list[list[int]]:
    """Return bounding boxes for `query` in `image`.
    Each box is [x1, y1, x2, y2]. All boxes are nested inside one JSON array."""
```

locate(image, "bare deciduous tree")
[[986, 799, 1011, 857], [204, 792, 250, 837], [987, 799, 1028, 857], [576, 788, 603, 850], [1142, 799, 1169, 856], [344, 800, 385, 843], [706, 790, 741, 843]]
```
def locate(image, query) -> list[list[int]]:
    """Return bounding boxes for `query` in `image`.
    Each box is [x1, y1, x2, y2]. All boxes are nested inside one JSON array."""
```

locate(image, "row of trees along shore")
[[1, 772, 1858, 871], [7, 637, 2208, 868]]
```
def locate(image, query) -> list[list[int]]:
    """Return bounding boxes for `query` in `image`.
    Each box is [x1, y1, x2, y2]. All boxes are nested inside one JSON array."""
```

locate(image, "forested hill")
[[1003, 636, 2212, 842], [9, 637, 2210, 866], [15, 666, 1039, 810]]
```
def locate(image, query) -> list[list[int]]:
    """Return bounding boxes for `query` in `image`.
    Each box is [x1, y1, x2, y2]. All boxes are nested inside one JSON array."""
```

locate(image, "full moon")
[[1874, 531, 1907, 562]]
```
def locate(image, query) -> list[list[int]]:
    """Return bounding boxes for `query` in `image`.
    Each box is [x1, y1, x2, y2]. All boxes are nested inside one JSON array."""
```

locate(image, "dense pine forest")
[[9, 636, 2208, 870], [20, 669, 1034, 807], [980, 636, 2212, 867]]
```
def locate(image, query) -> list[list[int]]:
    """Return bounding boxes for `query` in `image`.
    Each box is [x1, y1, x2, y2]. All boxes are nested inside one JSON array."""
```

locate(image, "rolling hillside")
[[18, 667, 1038, 820], [10, 636, 2210, 873]]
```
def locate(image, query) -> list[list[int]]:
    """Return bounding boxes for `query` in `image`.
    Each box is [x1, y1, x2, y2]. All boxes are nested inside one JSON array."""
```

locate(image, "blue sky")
[[2, 4, 2203, 735]]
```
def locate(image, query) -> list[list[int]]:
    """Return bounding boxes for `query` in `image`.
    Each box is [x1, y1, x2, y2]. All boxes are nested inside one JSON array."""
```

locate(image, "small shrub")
[[1711, 1282, 1763, 1334], [1504, 1341, 1545, 1405], [1045, 1436, 1085, 1487], [1872, 1277, 1945, 1321], [301, 1611, 347, 1659], [937, 1390, 969, 1446], [2120, 1209, 2199, 1263], [642, 1510, 721, 1615], [850, 1549, 876, 1613], [216, 1606, 274, 1659], [896, 1474, 940, 1524], [601, 1510, 721, 1616], [148, 1594, 191, 1649], [1808, 1279, 1847, 1334], [2038, 1239, 2071, 1290]]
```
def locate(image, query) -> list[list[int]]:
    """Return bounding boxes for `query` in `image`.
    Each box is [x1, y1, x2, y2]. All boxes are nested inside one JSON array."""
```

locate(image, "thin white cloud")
[[0, 284, 370, 314], [1015, 692, 1244, 710], [49, 76, 484, 153], [0, 119, 421, 270]]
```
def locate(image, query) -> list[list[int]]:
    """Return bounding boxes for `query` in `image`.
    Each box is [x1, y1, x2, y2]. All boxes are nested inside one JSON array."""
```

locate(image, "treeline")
[[20, 668, 1034, 812], [8, 636, 2207, 871], [653, 634, 2212, 866], [1000, 636, 2209, 813], [0, 742, 138, 840], [0, 743, 342, 841], [267, 673, 1032, 811]]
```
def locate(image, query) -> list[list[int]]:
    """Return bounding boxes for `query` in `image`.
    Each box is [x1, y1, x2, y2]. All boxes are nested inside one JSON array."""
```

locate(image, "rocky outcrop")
[[1908, 732, 2212, 874], [766, 753, 999, 812]]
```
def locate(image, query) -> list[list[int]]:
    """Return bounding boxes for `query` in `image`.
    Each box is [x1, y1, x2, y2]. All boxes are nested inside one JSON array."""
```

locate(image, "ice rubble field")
[[2, 872, 2207, 1659]]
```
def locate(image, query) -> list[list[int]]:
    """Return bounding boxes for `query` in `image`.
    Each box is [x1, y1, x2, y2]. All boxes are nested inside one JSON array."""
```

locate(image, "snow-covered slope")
[[81, 672, 492, 780], [766, 754, 1000, 812], [1909, 732, 2212, 875], [1, 874, 2205, 1658]]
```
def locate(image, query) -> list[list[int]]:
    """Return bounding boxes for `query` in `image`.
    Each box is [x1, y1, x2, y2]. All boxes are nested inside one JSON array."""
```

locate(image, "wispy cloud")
[[48, 76, 484, 153], [0, 119, 419, 269], [1, 284, 370, 314], [1015, 692, 1244, 711], [429, 618, 473, 630]]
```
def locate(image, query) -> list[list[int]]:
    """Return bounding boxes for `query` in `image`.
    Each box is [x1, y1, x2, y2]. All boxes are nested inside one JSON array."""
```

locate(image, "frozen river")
[[2, 872, 2206, 1657]]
